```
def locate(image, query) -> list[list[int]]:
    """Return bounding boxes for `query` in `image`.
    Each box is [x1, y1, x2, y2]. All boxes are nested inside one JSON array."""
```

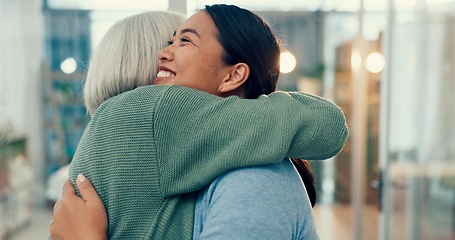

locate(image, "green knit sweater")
[[68, 85, 348, 239]]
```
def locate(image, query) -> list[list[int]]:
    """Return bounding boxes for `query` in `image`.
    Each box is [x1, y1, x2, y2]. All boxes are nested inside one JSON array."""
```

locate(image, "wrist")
[[87, 232, 107, 240]]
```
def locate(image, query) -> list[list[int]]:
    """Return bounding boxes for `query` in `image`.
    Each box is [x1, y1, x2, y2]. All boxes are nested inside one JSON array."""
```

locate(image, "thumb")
[[76, 174, 100, 204]]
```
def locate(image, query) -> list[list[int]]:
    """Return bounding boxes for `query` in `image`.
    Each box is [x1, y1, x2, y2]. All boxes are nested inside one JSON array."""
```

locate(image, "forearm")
[[154, 86, 348, 195]]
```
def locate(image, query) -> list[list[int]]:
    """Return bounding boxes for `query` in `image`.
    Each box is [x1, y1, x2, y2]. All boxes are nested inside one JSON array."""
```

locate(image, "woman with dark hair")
[[50, 4, 347, 240], [182, 5, 319, 239]]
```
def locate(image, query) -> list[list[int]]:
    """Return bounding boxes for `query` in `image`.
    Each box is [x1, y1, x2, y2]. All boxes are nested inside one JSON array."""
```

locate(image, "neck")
[[222, 88, 246, 99]]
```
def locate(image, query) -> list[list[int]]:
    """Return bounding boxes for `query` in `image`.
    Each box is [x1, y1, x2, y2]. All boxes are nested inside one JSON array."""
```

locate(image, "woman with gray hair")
[[83, 11, 186, 115]]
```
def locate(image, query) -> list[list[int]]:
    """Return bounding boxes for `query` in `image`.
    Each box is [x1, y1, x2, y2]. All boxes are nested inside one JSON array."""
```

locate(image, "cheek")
[[175, 48, 194, 65], [174, 50, 220, 92]]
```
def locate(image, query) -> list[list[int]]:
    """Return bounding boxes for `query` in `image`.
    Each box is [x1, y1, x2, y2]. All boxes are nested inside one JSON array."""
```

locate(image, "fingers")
[[50, 174, 108, 240], [60, 174, 100, 205], [76, 174, 100, 204], [50, 199, 62, 239], [53, 199, 62, 214], [62, 179, 76, 198]]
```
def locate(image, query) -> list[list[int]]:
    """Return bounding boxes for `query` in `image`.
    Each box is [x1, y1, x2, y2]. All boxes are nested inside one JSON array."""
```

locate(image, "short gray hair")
[[84, 11, 186, 115]]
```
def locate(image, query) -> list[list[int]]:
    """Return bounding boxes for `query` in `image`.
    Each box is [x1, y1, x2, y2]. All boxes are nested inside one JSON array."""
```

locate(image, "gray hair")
[[84, 11, 186, 115]]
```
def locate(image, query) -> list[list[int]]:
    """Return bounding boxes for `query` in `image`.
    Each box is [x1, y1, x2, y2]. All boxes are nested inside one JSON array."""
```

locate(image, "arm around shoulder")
[[154, 86, 348, 195]]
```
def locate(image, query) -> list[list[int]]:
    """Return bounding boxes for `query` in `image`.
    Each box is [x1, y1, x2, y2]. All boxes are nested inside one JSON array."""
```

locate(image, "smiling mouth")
[[156, 70, 175, 78]]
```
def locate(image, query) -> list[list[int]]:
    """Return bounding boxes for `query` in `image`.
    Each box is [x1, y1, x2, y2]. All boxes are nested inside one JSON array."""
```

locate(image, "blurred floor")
[[8, 203, 378, 240], [10, 206, 52, 240], [314, 203, 379, 240]]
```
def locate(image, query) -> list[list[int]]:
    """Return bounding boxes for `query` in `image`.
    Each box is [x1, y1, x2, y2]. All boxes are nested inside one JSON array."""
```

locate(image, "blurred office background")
[[0, 0, 454, 239]]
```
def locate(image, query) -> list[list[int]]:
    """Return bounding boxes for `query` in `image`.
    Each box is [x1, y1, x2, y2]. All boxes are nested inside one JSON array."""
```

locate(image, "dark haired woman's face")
[[156, 11, 232, 95]]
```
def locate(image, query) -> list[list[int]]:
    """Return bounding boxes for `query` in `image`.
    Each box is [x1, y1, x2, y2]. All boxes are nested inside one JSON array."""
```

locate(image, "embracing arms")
[[50, 85, 347, 239], [153, 85, 348, 195]]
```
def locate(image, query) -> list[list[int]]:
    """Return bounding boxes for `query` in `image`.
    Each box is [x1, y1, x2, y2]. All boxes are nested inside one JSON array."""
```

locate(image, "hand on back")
[[49, 174, 108, 240]]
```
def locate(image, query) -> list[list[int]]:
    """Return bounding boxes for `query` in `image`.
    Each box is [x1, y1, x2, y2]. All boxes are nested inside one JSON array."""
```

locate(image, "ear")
[[218, 63, 250, 94]]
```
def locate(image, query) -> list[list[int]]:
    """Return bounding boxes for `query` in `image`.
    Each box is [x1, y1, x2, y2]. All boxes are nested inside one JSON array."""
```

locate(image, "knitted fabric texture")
[[68, 85, 348, 239]]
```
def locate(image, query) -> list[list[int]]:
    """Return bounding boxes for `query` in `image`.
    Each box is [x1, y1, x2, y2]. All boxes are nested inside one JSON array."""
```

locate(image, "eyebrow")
[[175, 28, 200, 38]]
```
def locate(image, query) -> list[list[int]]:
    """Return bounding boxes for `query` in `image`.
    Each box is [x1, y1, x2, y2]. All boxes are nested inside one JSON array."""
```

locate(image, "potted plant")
[[0, 131, 26, 190]]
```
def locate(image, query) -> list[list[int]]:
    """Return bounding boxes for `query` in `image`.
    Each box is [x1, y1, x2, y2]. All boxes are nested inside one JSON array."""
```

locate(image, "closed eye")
[[166, 36, 195, 46], [180, 36, 197, 47], [167, 36, 176, 46], [180, 37, 192, 43]]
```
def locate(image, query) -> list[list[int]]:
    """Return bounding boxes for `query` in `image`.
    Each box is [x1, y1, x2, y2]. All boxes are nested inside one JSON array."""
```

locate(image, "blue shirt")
[[193, 158, 319, 240]]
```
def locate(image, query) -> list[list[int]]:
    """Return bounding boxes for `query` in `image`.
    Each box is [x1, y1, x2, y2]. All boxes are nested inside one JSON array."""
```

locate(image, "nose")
[[158, 45, 174, 62]]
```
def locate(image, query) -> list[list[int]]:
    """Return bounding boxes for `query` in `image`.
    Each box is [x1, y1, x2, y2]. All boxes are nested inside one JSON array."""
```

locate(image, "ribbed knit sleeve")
[[154, 85, 348, 196]]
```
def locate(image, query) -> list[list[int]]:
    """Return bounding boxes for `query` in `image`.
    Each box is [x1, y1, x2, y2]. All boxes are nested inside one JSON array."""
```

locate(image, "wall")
[[0, 0, 46, 205]]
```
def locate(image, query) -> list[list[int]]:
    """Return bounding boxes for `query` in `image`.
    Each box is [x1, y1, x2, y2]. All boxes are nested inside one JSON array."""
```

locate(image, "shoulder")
[[211, 159, 301, 189], [91, 85, 169, 116], [196, 159, 317, 239], [204, 159, 308, 208]]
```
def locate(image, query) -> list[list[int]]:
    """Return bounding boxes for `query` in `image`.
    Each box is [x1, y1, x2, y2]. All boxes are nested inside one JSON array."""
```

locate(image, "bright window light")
[[195, 0, 313, 11], [395, 0, 417, 8], [335, 0, 360, 11], [425, 0, 454, 4], [47, 0, 167, 10]]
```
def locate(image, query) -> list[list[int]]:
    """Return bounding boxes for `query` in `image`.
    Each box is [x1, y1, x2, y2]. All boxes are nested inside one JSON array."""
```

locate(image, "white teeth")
[[157, 70, 175, 78]]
